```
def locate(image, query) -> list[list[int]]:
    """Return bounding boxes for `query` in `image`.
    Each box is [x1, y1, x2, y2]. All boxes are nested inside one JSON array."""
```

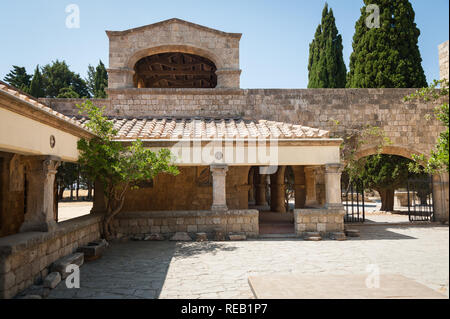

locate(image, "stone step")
[[345, 229, 361, 237], [259, 233, 297, 239], [330, 232, 347, 241], [43, 272, 61, 289], [196, 233, 208, 242], [304, 232, 321, 237], [170, 232, 192, 241], [228, 234, 247, 241], [304, 236, 322, 241], [50, 252, 84, 279]]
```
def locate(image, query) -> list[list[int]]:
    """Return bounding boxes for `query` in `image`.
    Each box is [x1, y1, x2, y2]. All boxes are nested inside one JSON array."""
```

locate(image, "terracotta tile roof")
[[74, 117, 330, 140], [0, 81, 92, 134]]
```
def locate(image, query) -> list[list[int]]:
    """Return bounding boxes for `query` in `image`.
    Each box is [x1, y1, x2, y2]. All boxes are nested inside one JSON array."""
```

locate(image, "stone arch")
[[126, 44, 224, 71], [354, 145, 428, 162]]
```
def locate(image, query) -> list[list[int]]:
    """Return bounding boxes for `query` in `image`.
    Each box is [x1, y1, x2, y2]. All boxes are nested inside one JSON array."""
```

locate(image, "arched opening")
[[342, 152, 435, 224], [133, 52, 217, 88]]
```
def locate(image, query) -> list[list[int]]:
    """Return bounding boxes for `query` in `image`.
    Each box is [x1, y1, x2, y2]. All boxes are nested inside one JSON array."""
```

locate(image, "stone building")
[[439, 40, 449, 81], [0, 18, 449, 299]]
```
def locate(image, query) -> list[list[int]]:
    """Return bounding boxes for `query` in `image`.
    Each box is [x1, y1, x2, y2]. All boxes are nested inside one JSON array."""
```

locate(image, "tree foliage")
[[308, 3, 347, 88], [358, 154, 413, 211], [347, 0, 427, 88], [76, 100, 179, 239], [405, 79, 449, 174], [29, 65, 45, 98], [41, 60, 89, 98], [86, 60, 108, 98], [3, 66, 31, 92]]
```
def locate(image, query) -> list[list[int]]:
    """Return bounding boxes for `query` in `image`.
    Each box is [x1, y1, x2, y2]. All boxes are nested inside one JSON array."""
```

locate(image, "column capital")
[[325, 163, 344, 174], [24, 155, 61, 174], [210, 164, 229, 174]]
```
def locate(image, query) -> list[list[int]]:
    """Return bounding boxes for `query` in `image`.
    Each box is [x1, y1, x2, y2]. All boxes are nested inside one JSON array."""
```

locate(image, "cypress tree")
[[29, 65, 45, 98], [347, 0, 427, 88], [3, 66, 31, 92], [308, 3, 347, 88]]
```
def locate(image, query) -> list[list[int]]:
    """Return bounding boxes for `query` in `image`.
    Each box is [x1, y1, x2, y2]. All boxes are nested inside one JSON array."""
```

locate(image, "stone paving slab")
[[46, 225, 449, 299], [248, 274, 447, 299]]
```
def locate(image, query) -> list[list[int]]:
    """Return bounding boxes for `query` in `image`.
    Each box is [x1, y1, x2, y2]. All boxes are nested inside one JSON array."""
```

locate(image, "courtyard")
[[41, 224, 449, 299]]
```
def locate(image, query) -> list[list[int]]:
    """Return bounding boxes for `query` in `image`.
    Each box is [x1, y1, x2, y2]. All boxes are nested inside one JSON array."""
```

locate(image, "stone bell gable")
[[106, 18, 242, 89]]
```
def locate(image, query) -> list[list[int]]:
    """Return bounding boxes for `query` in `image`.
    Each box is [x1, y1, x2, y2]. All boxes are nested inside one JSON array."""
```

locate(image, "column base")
[[325, 203, 345, 210], [19, 220, 57, 233], [211, 205, 228, 212]]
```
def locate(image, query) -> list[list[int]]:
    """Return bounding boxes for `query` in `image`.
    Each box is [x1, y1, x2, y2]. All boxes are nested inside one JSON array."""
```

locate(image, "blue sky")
[[0, 0, 448, 88]]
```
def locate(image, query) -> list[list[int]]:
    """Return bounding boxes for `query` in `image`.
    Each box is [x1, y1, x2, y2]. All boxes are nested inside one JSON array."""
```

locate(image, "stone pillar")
[[20, 156, 61, 233], [107, 68, 135, 89], [216, 69, 242, 89], [270, 166, 286, 213], [248, 168, 255, 205], [324, 163, 344, 209], [255, 171, 268, 207], [304, 166, 318, 206], [293, 166, 306, 209], [433, 173, 449, 223], [210, 164, 228, 211]]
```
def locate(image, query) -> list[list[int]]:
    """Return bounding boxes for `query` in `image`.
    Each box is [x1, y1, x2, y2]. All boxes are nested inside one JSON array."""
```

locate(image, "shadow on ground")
[[45, 240, 239, 299]]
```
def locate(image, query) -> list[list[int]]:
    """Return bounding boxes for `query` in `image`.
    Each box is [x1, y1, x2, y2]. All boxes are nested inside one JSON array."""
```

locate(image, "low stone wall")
[[0, 214, 102, 299], [113, 210, 259, 238], [294, 208, 345, 237]]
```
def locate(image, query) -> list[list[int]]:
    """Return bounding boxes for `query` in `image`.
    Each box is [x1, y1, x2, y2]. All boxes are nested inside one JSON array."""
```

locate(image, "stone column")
[[248, 168, 255, 205], [293, 166, 306, 208], [210, 164, 228, 211], [20, 156, 61, 233], [433, 173, 449, 223], [304, 166, 318, 206], [255, 171, 268, 206], [270, 166, 286, 213], [324, 163, 344, 209]]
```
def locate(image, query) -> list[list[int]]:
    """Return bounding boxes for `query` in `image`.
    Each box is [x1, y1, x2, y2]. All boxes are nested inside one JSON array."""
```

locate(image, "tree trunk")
[[88, 183, 93, 201], [70, 186, 73, 201], [379, 188, 395, 212]]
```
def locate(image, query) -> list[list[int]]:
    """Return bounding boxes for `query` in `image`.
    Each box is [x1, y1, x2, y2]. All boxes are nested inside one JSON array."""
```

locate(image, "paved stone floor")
[[47, 225, 449, 299]]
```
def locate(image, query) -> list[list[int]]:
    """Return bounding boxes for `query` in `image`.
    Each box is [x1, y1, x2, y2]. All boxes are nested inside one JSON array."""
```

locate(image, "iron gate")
[[342, 179, 365, 223], [407, 174, 434, 222]]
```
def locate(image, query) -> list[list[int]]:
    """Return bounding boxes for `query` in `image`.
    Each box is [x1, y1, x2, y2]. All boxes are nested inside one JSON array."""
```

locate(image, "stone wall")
[[41, 87, 445, 159], [106, 19, 241, 89], [0, 214, 101, 299], [94, 166, 251, 212], [113, 210, 259, 238], [294, 208, 345, 237], [439, 41, 449, 81]]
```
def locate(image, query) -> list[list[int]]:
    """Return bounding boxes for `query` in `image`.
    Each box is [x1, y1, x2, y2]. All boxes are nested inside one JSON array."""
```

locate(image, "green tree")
[[347, 0, 427, 88], [308, 3, 347, 88], [57, 87, 80, 98], [3, 66, 31, 92], [358, 154, 412, 211], [86, 60, 108, 98], [29, 65, 45, 98], [406, 79, 449, 174], [76, 100, 179, 239], [41, 60, 89, 98], [56, 162, 79, 200]]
